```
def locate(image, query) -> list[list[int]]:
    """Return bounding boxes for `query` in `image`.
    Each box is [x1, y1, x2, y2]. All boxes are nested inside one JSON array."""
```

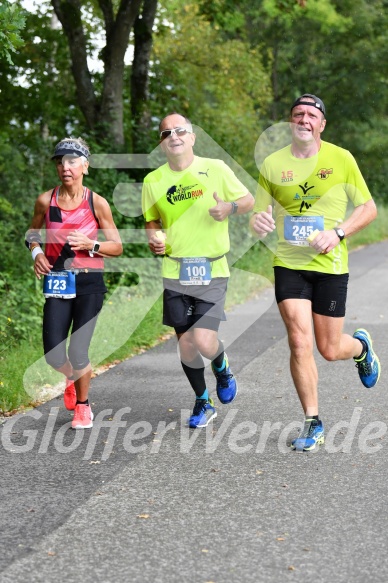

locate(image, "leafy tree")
[[198, 0, 388, 200], [150, 0, 272, 174], [0, 0, 25, 64]]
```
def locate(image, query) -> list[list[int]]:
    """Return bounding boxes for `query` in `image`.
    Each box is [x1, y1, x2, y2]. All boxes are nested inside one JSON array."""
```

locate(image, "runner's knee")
[[68, 344, 90, 370], [317, 343, 338, 361], [288, 331, 313, 358], [44, 348, 67, 370]]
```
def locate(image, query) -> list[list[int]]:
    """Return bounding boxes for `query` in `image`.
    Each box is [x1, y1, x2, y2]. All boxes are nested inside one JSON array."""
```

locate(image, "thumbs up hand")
[[209, 192, 232, 222], [251, 205, 276, 238]]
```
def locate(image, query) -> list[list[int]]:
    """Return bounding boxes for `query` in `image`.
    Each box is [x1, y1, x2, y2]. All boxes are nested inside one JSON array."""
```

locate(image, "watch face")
[[93, 242, 100, 252], [336, 228, 345, 239]]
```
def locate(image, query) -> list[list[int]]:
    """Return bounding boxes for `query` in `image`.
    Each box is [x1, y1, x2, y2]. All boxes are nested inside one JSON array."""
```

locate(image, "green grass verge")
[[1, 206, 387, 414], [0, 298, 170, 414]]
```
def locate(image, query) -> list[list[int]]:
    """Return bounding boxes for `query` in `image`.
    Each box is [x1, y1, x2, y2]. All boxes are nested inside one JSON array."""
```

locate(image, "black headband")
[[291, 95, 326, 116]]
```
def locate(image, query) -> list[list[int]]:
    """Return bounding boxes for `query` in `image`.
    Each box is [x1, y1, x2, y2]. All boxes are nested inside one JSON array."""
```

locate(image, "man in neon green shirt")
[[250, 94, 381, 451], [143, 112, 254, 428]]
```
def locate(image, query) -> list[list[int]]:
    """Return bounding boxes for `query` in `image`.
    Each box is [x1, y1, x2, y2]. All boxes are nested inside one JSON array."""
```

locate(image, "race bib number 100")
[[43, 271, 76, 299], [284, 215, 324, 246], [179, 258, 211, 286]]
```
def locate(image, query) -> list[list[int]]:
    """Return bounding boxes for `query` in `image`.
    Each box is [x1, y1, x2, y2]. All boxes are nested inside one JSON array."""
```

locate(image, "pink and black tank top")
[[44, 186, 104, 272]]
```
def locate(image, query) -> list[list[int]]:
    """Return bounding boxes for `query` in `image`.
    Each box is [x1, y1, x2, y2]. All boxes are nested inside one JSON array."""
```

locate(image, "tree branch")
[[97, 0, 115, 35]]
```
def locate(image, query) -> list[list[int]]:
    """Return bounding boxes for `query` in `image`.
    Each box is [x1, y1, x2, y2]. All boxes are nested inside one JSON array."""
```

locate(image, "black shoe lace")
[[355, 361, 372, 375], [214, 369, 233, 389], [192, 399, 207, 416]]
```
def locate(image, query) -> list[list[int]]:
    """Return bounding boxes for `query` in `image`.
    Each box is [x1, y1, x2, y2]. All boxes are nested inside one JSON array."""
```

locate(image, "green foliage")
[[0, 130, 52, 350], [152, 0, 272, 175], [198, 0, 388, 201], [0, 274, 43, 350], [0, 1, 26, 64], [260, 0, 351, 32], [0, 6, 80, 140]]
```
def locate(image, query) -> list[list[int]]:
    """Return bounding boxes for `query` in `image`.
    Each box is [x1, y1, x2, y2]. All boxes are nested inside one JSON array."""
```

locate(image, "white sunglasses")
[[159, 127, 193, 140]]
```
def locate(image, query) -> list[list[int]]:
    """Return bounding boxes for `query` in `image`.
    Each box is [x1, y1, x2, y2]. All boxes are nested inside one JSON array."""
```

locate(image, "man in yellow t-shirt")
[[250, 93, 381, 451], [143, 112, 254, 428]]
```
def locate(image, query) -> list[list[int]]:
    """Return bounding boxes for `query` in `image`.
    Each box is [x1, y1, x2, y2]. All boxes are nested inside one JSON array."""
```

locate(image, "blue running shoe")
[[211, 354, 238, 404], [188, 398, 217, 428], [353, 328, 381, 388], [291, 419, 324, 452]]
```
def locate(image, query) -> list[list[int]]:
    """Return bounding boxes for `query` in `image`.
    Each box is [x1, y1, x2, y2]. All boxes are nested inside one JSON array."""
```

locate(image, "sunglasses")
[[159, 127, 192, 140], [54, 155, 83, 168]]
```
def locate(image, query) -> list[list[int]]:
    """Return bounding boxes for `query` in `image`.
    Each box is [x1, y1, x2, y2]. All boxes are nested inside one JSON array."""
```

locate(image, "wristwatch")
[[334, 227, 345, 241], [89, 241, 101, 257], [230, 201, 238, 215]]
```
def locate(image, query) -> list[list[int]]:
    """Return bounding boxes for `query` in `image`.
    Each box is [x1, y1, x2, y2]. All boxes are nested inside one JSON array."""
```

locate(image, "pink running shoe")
[[72, 404, 94, 429], [64, 379, 77, 411]]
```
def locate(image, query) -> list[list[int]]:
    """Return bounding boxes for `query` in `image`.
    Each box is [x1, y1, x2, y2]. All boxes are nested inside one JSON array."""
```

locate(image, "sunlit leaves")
[[151, 0, 272, 172], [0, 1, 26, 64]]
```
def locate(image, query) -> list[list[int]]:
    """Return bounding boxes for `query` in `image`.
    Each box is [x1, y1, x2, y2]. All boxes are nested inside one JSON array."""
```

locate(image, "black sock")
[[211, 340, 225, 370], [357, 339, 368, 359], [307, 415, 319, 421], [76, 399, 89, 406], [181, 355, 206, 398]]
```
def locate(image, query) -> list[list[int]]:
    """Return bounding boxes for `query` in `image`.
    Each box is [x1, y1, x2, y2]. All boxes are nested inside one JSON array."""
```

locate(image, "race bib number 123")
[[43, 271, 76, 298]]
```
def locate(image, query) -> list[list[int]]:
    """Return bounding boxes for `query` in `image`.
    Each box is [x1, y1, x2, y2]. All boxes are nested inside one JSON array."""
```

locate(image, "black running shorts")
[[274, 266, 349, 317], [162, 277, 228, 333]]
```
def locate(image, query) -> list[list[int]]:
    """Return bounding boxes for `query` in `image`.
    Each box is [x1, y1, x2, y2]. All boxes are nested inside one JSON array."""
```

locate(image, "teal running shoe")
[[188, 398, 217, 428], [211, 354, 238, 404], [291, 418, 324, 452], [353, 328, 381, 388]]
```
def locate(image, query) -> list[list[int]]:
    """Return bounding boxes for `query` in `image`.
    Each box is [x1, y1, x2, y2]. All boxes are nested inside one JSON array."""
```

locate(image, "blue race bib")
[[179, 258, 211, 286], [43, 271, 76, 299], [284, 215, 324, 246]]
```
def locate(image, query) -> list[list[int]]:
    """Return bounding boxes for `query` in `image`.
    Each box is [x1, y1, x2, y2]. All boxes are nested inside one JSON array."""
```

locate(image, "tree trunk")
[[130, 0, 158, 152], [51, 0, 97, 129], [99, 0, 144, 146], [51, 0, 146, 147]]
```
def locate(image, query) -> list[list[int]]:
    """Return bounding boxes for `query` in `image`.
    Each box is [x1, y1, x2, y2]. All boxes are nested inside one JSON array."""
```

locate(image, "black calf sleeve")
[[181, 354, 206, 398]]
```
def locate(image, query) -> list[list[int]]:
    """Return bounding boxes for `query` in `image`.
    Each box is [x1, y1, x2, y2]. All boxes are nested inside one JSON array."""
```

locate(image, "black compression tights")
[[43, 294, 104, 370]]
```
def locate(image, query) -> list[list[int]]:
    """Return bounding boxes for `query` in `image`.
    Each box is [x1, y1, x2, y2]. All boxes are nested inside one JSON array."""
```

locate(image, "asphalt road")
[[1, 241, 388, 583]]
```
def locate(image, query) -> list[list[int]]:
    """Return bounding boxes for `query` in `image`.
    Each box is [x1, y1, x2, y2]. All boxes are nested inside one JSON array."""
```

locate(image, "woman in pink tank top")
[[26, 137, 123, 429]]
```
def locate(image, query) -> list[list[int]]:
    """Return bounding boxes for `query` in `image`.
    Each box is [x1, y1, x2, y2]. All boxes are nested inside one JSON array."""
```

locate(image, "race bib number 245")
[[284, 215, 324, 246]]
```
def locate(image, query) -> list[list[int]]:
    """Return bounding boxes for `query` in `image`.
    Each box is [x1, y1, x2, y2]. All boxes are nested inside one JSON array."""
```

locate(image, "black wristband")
[[25, 231, 43, 249]]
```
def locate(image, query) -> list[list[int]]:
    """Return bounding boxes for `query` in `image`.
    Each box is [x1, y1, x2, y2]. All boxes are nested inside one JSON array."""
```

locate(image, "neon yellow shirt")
[[254, 141, 372, 274], [142, 156, 247, 278]]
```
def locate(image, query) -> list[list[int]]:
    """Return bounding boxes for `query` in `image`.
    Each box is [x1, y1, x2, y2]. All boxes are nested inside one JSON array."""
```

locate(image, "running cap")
[[51, 139, 90, 160], [290, 93, 326, 117]]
